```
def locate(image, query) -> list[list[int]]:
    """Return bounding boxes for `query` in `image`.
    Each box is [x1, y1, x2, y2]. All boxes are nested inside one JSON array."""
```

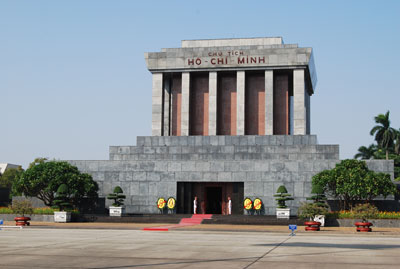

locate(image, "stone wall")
[[68, 135, 394, 215]]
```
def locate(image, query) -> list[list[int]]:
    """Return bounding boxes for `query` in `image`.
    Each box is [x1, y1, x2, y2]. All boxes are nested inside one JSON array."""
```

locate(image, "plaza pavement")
[[1, 222, 400, 268]]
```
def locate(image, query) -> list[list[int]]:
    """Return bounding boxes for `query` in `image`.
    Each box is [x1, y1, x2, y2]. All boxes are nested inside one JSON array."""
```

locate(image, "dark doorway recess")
[[206, 187, 222, 214], [176, 182, 244, 215]]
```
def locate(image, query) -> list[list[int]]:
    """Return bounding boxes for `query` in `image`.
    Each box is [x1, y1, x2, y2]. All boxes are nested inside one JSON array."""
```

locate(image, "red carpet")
[[143, 214, 212, 231]]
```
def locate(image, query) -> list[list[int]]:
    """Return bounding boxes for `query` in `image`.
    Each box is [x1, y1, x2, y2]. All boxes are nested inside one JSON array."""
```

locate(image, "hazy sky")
[[1, 1, 400, 169]]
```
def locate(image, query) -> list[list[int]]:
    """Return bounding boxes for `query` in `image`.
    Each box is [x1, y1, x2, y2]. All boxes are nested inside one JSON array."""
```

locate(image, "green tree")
[[298, 202, 328, 220], [354, 144, 377, 160], [306, 184, 328, 208], [312, 159, 397, 210], [274, 185, 294, 208], [107, 186, 126, 207], [394, 129, 400, 155], [0, 167, 24, 188], [28, 157, 48, 169], [13, 160, 98, 209], [370, 111, 397, 160], [53, 184, 72, 211], [373, 149, 400, 178]]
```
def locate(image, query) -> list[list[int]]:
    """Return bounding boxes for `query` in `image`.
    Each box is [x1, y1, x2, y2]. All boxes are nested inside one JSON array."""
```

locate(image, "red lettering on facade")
[[217, 58, 224, 64], [250, 57, 257, 63], [211, 58, 216, 65], [238, 57, 245, 64], [195, 58, 202, 65], [188, 59, 195, 65], [258, 57, 265, 63]]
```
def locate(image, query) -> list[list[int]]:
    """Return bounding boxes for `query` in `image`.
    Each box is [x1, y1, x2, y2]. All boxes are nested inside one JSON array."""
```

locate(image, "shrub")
[[10, 200, 34, 217], [274, 185, 293, 209], [306, 184, 328, 208], [107, 186, 126, 207], [0, 207, 13, 214], [53, 184, 72, 211], [298, 202, 328, 220], [0, 206, 78, 215], [352, 203, 379, 222]]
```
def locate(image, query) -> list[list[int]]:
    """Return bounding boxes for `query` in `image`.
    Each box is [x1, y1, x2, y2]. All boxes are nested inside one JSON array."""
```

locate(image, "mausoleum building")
[[69, 38, 393, 215]]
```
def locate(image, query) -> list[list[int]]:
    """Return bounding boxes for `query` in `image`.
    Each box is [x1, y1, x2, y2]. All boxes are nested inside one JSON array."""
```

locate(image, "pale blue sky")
[[1, 1, 400, 168]]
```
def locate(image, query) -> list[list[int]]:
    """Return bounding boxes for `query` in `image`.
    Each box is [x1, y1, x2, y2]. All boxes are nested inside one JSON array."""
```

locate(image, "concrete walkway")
[[1, 226, 400, 268], [3, 221, 400, 235]]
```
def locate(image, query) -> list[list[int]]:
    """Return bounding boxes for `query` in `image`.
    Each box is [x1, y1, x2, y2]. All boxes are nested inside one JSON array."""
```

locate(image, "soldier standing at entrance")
[[227, 196, 232, 215], [193, 196, 198, 214]]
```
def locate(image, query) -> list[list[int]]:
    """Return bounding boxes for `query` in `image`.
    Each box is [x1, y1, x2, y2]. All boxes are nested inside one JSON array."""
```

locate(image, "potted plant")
[[306, 184, 328, 226], [10, 200, 34, 226], [53, 184, 72, 223], [107, 186, 126, 217], [274, 185, 293, 219], [298, 202, 328, 231], [353, 203, 378, 232]]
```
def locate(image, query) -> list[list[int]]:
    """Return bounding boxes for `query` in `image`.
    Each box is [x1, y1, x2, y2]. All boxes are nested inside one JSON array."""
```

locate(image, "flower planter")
[[304, 221, 321, 231], [355, 222, 373, 232], [109, 206, 125, 217], [54, 211, 71, 223], [14, 216, 31, 226], [276, 208, 290, 219]]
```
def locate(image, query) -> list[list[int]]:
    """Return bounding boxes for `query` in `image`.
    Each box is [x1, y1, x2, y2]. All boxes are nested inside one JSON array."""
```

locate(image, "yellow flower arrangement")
[[243, 198, 252, 210], [157, 197, 166, 209], [253, 198, 262, 211]]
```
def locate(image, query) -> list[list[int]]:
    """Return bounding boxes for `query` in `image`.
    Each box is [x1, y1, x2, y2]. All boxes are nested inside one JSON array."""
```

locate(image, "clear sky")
[[1, 0, 400, 169]]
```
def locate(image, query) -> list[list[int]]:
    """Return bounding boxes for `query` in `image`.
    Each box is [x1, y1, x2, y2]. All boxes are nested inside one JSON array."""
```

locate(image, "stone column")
[[293, 69, 306, 135], [236, 71, 245, 135], [181, 72, 190, 136], [208, 72, 217, 136], [163, 76, 171, 136], [265, 70, 273, 135], [152, 73, 163, 136]]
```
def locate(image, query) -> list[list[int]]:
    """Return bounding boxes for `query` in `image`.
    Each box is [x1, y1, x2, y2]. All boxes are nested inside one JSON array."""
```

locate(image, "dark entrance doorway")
[[206, 187, 222, 214], [177, 182, 244, 215]]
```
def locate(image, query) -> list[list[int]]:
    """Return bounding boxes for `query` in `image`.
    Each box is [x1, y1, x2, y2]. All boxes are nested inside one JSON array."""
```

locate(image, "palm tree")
[[354, 144, 377, 159], [394, 129, 400, 155], [370, 111, 397, 160]]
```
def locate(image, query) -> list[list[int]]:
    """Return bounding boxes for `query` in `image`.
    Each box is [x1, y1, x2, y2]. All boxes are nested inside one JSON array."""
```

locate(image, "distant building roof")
[[0, 163, 21, 174]]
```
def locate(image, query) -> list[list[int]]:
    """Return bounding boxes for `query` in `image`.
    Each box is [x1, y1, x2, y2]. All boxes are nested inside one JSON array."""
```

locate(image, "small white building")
[[0, 163, 21, 175]]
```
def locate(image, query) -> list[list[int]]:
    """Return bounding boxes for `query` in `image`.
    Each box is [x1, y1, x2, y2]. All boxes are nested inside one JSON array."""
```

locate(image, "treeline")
[[354, 111, 400, 179]]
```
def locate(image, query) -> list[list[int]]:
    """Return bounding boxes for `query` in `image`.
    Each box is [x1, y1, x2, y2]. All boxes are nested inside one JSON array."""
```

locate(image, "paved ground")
[[1, 225, 400, 268], [4, 221, 400, 234]]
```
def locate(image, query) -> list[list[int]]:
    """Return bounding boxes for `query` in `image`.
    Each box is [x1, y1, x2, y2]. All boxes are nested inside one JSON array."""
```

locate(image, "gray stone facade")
[[68, 135, 394, 215], [67, 38, 395, 216], [146, 37, 316, 136]]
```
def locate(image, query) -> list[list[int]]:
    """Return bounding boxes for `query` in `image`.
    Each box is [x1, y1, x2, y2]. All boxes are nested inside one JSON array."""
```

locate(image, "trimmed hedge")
[[327, 210, 400, 219], [0, 207, 79, 215]]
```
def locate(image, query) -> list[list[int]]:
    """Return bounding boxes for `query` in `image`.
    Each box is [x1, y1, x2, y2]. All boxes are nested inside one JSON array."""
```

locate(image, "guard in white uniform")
[[193, 196, 198, 214], [227, 196, 232, 215]]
